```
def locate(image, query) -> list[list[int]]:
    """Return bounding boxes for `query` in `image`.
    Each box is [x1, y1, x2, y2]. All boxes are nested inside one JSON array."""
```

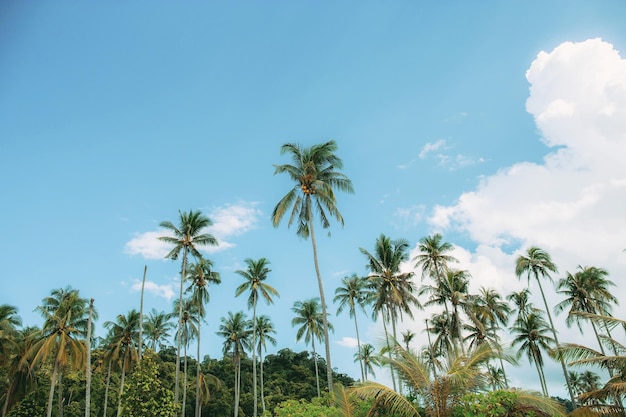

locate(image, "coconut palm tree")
[[234, 257, 278, 417], [143, 308, 174, 352], [291, 298, 333, 397], [103, 309, 140, 417], [2, 326, 38, 417], [360, 234, 419, 391], [272, 140, 354, 392], [355, 343, 380, 381], [516, 246, 576, 404], [216, 311, 251, 417], [173, 298, 199, 417], [0, 304, 21, 366], [352, 342, 562, 417], [255, 315, 277, 415], [334, 273, 370, 382], [510, 311, 554, 396], [413, 234, 458, 295], [159, 209, 218, 403], [187, 258, 221, 417], [426, 312, 454, 359], [401, 330, 416, 351], [31, 287, 89, 417]]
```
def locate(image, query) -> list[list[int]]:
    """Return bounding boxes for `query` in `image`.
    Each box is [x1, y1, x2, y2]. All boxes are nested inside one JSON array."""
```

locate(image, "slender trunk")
[[195, 321, 201, 417], [2, 382, 12, 417], [390, 311, 402, 395], [260, 347, 266, 415], [381, 309, 396, 391], [175, 248, 189, 404], [453, 305, 465, 356], [138, 266, 147, 365], [46, 361, 57, 417], [425, 319, 437, 379], [182, 342, 188, 417], [534, 277, 576, 405], [493, 325, 509, 388], [252, 296, 258, 417], [116, 350, 128, 417], [103, 360, 112, 417], [234, 355, 240, 417], [353, 308, 365, 382], [307, 200, 333, 392], [311, 338, 321, 398], [58, 367, 64, 417], [85, 299, 94, 417]]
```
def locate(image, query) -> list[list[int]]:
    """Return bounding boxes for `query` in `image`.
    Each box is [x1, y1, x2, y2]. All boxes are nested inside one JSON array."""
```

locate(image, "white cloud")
[[124, 201, 262, 259], [336, 336, 359, 348], [419, 139, 447, 158], [392, 205, 426, 228], [130, 279, 176, 301]]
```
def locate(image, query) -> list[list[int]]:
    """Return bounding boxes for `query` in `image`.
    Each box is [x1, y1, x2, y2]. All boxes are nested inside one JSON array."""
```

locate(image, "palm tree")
[[292, 298, 333, 397], [354, 343, 380, 381], [85, 298, 94, 417], [352, 342, 563, 417], [272, 140, 354, 392], [2, 326, 38, 417], [234, 257, 278, 417], [187, 258, 221, 417], [555, 265, 619, 366], [255, 315, 277, 415], [360, 234, 419, 390], [516, 246, 576, 404], [401, 330, 416, 351], [216, 311, 251, 417], [159, 209, 218, 403], [31, 287, 89, 417], [103, 309, 140, 417], [334, 273, 370, 382], [173, 298, 199, 417], [413, 234, 458, 292], [507, 289, 539, 322], [426, 312, 454, 358], [510, 311, 554, 396], [0, 304, 21, 366], [143, 308, 174, 352]]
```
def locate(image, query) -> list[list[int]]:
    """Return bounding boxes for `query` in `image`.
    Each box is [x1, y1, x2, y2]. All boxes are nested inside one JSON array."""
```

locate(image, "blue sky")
[[2, 1, 626, 397]]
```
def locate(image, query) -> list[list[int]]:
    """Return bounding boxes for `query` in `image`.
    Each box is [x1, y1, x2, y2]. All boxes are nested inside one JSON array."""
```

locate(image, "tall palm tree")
[[31, 287, 89, 417], [255, 315, 277, 415], [334, 273, 370, 382], [173, 298, 199, 417], [216, 311, 251, 417], [0, 304, 21, 366], [85, 298, 94, 417], [510, 311, 554, 396], [187, 258, 221, 417], [516, 246, 576, 404], [355, 343, 380, 381], [103, 309, 140, 417], [352, 343, 562, 417], [234, 257, 278, 417], [507, 289, 539, 322], [2, 326, 38, 417], [401, 330, 416, 351], [426, 312, 454, 358], [555, 265, 619, 365], [292, 298, 333, 397], [272, 140, 354, 392], [360, 234, 419, 390], [159, 209, 218, 403], [413, 234, 458, 296], [143, 308, 174, 352]]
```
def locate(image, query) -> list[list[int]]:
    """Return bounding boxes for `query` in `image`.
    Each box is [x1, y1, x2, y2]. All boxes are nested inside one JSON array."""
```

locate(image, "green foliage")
[[121, 350, 178, 417], [274, 395, 341, 417], [454, 390, 567, 417]]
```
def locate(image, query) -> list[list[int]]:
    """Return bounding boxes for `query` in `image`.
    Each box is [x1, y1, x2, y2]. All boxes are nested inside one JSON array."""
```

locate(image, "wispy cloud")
[[124, 201, 262, 259], [419, 139, 484, 170], [130, 279, 176, 301], [419, 139, 447, 159], [392, 205, 426, 228], [336, 336, 359, 348]]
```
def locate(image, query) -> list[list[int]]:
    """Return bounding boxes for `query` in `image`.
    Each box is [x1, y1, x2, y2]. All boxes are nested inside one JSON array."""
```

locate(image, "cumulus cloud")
[[130, 279, 176, 301], [124, 201, 262, 259], [336, 336, 359, 348]]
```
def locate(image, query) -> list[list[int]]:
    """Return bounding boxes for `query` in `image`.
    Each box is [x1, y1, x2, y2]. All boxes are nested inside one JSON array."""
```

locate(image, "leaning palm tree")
[[216, 311, 251, 417], [516, 246, 576, 404], [272, 140, 354, 392], [31, 287, 90, 417], [352, 343, 563, 417], [255, 315, 277, 415], [187, 257, 221, 417], [360, 234, 420, 391], [292, 298, 333, 397], [159, 209, 218, 403], [510, 311, 554, 397], [235, 257, 278, 417], [103, 309, 140, 417], [0, 304, 21, 366], [334, 273, 370, 382], [2, 326, 38, 417]]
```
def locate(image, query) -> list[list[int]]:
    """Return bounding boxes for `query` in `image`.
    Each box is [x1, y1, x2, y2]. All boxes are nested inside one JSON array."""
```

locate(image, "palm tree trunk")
[[234, 355, 240, 417], [58, 368, 64, 417], [307, 200, 333, 392], [46, 360, 58, 417], [175, 248, 189, 404], [195, 321, 201, 417], [182, 342, 188, 417], [381, 309, 397, 391], [353, 310, 365, 381], [311, 338, 321, 398], [85, 298, 94, 417], [103, 360, 112, 417], [425, 319, 437, 379], [116, 351, 128, 417], [138, 266, 147, 365], [260, 347, 266, 415], [534, 277, 576, 404], [252, 294, 258, 417], [390, 312, 403, 394]]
